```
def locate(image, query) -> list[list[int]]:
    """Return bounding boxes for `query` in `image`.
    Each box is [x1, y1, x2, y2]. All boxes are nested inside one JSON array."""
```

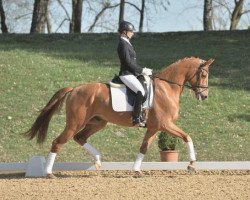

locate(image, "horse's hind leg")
[[44, 124, 80, 178], [73, 117, 107, 169], [44, 102, 86, 178]]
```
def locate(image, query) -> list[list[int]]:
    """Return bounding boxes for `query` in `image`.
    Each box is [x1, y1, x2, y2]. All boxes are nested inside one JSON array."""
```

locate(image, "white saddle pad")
[[110, 76, 154, 112]]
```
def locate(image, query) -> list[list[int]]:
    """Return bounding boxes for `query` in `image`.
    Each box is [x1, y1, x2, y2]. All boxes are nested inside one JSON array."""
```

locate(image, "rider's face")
[[127, 31, 134, 39]]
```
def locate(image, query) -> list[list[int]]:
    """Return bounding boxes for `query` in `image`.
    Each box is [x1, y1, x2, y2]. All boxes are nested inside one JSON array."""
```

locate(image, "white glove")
[[142, 67, 153, 76]]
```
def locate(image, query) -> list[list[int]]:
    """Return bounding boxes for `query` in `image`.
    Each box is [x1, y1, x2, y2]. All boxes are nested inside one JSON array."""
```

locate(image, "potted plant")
[[158, 132, 179, 162]]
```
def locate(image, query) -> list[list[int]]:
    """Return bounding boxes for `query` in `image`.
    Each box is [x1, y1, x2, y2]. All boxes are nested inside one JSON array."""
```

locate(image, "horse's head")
[[188, 58, 214, 101]]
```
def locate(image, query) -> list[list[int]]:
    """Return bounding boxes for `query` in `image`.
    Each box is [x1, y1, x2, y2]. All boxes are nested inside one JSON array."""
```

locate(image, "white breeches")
[[120, 75, 145, 96]]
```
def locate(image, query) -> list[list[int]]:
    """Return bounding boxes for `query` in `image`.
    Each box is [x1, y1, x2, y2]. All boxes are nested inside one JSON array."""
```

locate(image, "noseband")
[[154, 63, 209, 92]]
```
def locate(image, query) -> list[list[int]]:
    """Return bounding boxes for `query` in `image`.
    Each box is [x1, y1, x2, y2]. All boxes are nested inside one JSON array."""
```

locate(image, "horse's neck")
[[158, 58, 202, 85], [157, 63, 190, 86]]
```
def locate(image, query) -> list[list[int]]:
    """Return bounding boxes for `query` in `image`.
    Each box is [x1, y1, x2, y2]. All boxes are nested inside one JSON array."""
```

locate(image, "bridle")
[[192, 64, 209, 98], [154, 63, 209, 95]]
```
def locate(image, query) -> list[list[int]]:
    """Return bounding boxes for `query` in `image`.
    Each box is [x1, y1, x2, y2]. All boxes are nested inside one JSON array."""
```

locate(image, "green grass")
[[0, 31, 249, 162]]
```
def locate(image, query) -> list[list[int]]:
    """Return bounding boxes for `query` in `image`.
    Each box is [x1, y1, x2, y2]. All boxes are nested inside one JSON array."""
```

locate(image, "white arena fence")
[[0, 156, 249, 177]]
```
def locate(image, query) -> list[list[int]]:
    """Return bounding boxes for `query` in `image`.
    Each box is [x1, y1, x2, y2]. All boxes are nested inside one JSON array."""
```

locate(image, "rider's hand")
[[142, 67, 153, 76]]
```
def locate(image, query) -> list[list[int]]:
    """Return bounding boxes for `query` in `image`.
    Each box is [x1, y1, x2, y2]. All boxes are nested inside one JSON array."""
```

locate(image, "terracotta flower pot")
[[160, 150, 179, 162]]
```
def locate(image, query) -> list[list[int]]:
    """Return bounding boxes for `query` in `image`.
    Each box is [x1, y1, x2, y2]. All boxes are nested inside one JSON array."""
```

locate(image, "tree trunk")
[[119, 0, 125, 25], [0, 0, 8, 33], [30, 0, 50, 33], [70, 0, 83, 33], [46, 9, 52, 33], [203, 0, 213, 31], [230, 0, 244, 30], [139, 0, 145, 32]]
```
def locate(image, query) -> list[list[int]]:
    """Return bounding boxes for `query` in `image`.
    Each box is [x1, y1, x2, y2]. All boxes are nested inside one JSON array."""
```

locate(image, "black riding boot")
[[133, 91, 145, 127]]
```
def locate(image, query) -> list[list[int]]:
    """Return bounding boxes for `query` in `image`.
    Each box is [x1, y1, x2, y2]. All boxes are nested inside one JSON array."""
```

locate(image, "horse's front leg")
[[185, 135, 196, 172], [162, 122, 196, 172], [133, 130, 157, 172]]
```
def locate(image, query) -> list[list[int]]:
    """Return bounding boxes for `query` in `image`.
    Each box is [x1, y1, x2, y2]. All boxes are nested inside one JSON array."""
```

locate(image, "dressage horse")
[[24, 57, 214, 178]]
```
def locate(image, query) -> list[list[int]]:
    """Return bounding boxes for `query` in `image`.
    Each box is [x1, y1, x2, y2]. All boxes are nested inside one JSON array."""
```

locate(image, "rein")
[[153, 75, 194, 89], [153, 63, 209, 91], [153, 75, 209, 90]]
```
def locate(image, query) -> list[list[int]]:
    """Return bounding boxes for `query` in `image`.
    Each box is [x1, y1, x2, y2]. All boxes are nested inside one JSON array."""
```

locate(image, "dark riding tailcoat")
[[117, 38, 143, 76]]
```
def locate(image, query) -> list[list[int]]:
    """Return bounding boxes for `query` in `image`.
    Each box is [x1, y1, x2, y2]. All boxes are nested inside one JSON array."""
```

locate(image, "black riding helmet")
[[118, 21, 135, 33]]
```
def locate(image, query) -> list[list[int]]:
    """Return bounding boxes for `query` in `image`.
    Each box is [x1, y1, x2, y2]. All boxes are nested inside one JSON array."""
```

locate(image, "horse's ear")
[[204, 58, 215, 66]]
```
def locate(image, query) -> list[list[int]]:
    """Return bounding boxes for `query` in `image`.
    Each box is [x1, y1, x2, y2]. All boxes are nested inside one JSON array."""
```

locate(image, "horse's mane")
[[172, 57, 201, 65], [156, 57, 204, 77], [166, 57, 204, 69]]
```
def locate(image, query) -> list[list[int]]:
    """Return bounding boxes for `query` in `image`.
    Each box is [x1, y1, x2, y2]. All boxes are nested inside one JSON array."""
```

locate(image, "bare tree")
[[126, 0, 169, 32], [0, 0, 8, 33], [204, 0, 213, 31], [85, 0, 170, 33], [213, 0, 250, 30], [30, 0, 50, 33], [88, 2, 120, 32], [54, 0, 71, 33], [119, 0, 125, 25], [139, 0, 145, 32], [46, 6, 52, 33], [126, 1, 144, 32], [230, 0, 244, 30], [70, 0, 84, 33], [2, 0, 33, 33]]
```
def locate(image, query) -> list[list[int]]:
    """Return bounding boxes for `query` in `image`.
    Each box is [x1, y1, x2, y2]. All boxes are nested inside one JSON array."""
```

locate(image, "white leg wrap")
[[186, 141, 196, 161], [45, 152, 57, 174], [133, 153, 144, 171], [83, 143, 101, 164]]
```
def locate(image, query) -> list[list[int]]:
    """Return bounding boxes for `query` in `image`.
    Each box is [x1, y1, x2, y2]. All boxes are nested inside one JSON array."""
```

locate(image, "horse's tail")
[[23, 87, 74, 144]]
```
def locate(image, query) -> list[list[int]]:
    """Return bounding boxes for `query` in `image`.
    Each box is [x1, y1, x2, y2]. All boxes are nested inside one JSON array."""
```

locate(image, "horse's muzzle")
[[196, 93, 208, 101]]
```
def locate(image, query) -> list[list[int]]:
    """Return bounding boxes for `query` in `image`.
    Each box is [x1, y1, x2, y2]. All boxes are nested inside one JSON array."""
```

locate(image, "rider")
[[117, 21, 152, 127]]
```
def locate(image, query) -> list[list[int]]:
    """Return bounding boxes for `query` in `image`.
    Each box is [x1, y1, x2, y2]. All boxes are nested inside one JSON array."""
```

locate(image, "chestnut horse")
[[25, 57, 214, 178]]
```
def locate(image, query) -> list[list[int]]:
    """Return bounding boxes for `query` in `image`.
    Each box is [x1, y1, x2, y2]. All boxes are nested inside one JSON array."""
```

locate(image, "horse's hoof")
[[133, 171, 143, 178], [46, 174, 57, 179], [187, 165, 196, 174]]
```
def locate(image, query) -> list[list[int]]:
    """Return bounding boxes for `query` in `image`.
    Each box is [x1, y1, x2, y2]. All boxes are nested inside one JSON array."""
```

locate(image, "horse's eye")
[[201, 72, 207, 79]]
